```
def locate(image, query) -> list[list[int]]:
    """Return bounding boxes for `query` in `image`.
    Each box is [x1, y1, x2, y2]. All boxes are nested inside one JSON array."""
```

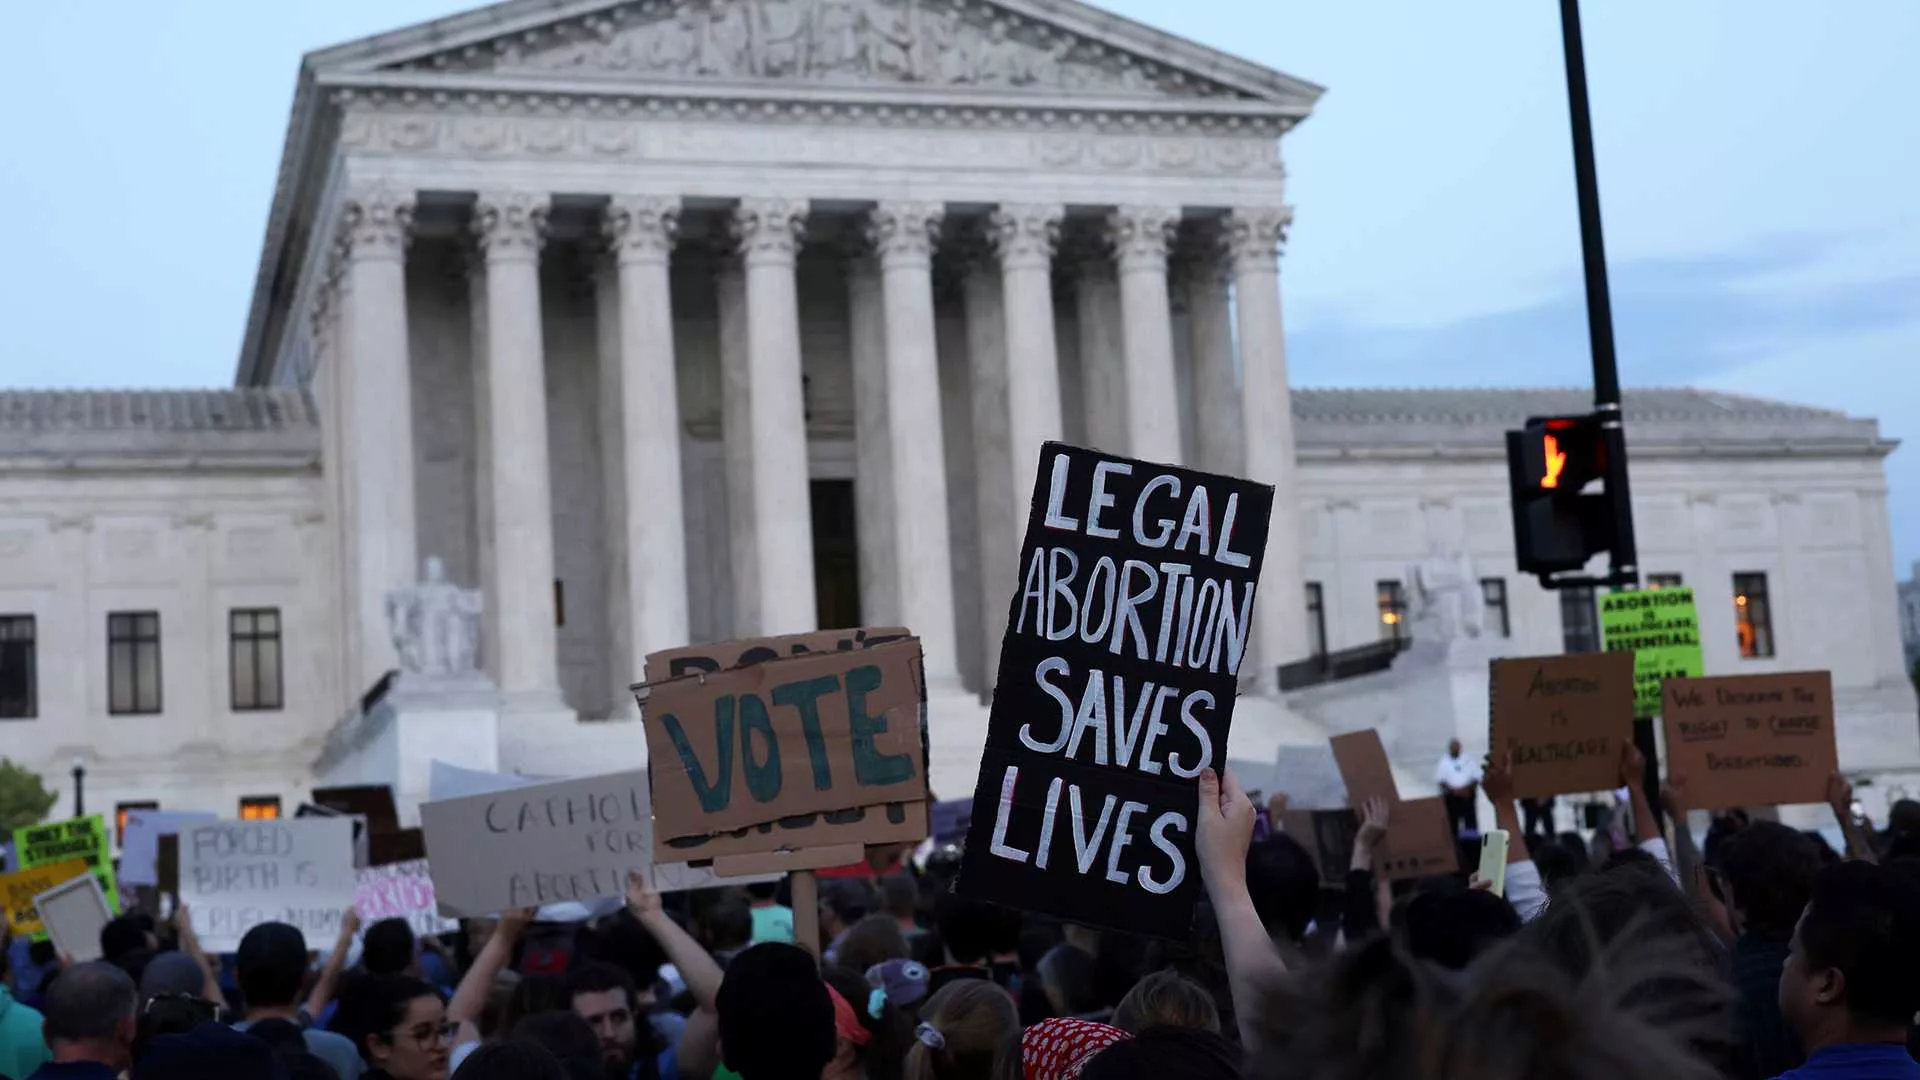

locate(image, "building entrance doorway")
[[810, 480, 862, 630]]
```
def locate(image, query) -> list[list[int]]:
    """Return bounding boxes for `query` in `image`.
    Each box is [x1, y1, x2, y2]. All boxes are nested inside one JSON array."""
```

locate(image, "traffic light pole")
[[1559, 0, 1639, 590]]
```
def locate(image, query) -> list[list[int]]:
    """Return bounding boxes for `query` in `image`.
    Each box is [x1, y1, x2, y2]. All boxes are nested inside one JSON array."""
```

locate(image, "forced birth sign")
[[958, 443, 1273, 939], [180, 818, 358, 953]]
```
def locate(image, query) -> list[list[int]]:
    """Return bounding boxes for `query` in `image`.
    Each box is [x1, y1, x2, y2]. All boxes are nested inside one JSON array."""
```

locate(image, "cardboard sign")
[[13, 815, 119, 915], [1329, 731, 1398, 809], [120, 811, 218, 887], [1661, 672, 1838, 810], [1326, 730, 1459, 882], [1601, 588, 1706, 716], [1489, 653, 1635, 798], [312, 786, 401, 834], [957, 443, 1275, 940], [643, 627, 912, 685], [356, 859, 459, 937], [1278, 809, 1357, 889], [641, 639, 930, 844], [35, 874, 112, 963], [1, 859, 89, 938], [180, 818, 359, 952]]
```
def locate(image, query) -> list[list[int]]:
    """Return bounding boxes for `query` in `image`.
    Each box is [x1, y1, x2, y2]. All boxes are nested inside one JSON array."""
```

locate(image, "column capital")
[[337, 184, 415, 261], [1223, 206, 1295, 272], [732, 198, 809, 265], [1106, 205, 1181, 272], [989, 203, 1063, 271], [867, 201, 945, 268], [604, 196, 682, 266], [473, 192, 551, 262]]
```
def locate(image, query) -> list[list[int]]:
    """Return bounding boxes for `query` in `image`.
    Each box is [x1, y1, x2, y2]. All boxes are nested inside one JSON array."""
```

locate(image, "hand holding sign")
[[1195, 767, 1254, 897]]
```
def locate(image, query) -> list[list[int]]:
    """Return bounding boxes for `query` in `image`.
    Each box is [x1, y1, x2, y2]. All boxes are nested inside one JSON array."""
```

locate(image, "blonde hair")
[[904, 980, 1019, 1080], [1113, 971, 1221, 1035]]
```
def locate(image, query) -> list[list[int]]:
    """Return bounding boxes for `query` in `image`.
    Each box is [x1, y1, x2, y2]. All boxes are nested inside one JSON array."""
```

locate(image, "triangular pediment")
[[315, 0, 1320, 107]]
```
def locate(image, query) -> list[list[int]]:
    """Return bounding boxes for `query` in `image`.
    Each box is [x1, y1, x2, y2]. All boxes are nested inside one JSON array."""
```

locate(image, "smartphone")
[[1478, 829, 1510, 897]]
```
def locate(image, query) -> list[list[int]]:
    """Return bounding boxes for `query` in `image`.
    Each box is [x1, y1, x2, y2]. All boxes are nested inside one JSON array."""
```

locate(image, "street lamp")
[[71, 757, 85, 818]]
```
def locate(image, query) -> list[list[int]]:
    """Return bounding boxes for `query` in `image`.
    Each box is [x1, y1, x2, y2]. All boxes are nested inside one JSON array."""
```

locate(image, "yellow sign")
[[1, 859, 90, 938]]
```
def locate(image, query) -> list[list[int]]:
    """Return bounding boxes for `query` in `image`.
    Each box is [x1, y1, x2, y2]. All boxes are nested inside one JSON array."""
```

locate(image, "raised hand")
[[1357, 795, 1391, 850], [625, 869, 663, 920], [1197, 767, 1255, 891], [1826, 771, 1854, 820], [1619, 740, 1646, 788], [1661, 771, 1691, 818], [1482, 751, 1516, 805]]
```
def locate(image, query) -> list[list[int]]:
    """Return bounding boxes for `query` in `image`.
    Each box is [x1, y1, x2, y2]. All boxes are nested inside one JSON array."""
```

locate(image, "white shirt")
[[1435, 753, 1482, 791]]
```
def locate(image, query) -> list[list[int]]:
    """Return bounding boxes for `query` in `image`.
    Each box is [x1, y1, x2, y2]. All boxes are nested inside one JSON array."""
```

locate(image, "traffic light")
[[1507, 414, 1613, 582]]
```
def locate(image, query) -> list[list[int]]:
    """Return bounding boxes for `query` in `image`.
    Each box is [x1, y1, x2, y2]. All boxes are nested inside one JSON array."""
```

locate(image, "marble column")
[[732, 199, 817, 635], [1180, 240, 1245, 477], [964, 252, 1012, 692], [1074, 257, 1126, 454], [868, 202, 960, 684], [848, 255, 898, 625], [716, 257, 758, 635], [335, 184, 420, 692], [307, 253, 354, 715], [1228, 207, 1309, 686], [603, 196, 691, 690], [991, 204, 1066, 497], [1108, 206, 1184, 464], [473, 192, 562, 703]]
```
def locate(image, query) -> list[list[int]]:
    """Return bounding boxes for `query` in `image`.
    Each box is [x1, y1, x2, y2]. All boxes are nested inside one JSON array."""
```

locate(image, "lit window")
[[1480, 578, 1511, 638], [239, 796, 282, 821], [1648, 574, 1684, 589], [115, 801, 159, 845], [1377, 580, 1407, 644], [1733, 573, 1776, 659], [1305, 583, 1327, 657]]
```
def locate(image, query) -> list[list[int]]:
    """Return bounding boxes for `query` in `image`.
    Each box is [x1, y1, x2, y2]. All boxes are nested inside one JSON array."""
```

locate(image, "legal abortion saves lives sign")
[[957, 443, 1273, 940]]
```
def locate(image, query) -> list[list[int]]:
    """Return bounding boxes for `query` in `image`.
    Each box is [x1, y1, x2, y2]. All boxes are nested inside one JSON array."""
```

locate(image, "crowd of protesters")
[[1, 745, 1915, 1080]]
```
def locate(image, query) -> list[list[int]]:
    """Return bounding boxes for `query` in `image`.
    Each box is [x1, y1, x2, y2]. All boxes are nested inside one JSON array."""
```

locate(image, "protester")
[[1016, 1018, 1128, 1080], [1718, 822, 1824, 1078], [332, 975, 452, 1080], [823, 966, 908, 1080], [928, 898, 1022, 995], [1398, 885, 1519, 971], [131, 1021, 292, 1080], [0, 939, 51, 1079], [1434, 737, 1482, 839], [835, 916, 910, 979], [1077, 1026, 1237, 1080], [714, 943, 835, 1080], [450, 1040, 571, 1080], [24, 962, 137, 1080], [233, 922, 366, 1080], [746, 883, 794, 946], [1774, 861, 1920, 1079], [1033, 946, 1103, 1022], [564, 963, 658, 1079], [1110, 972, 1219, 1035], [902, 979, 1016, 1080], [504, 1013, 601, 1080], [864, 959, 931, 1020]]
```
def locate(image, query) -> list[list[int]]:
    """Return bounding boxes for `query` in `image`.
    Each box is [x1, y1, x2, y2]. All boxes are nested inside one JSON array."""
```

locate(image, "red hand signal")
[[1541, 434, 1568, 489]]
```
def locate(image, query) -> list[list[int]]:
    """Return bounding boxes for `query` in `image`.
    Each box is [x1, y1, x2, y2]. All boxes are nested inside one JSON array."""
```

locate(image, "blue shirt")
[[25, 1062, 121, 1080], [1773, 1044, 1920, 1080]]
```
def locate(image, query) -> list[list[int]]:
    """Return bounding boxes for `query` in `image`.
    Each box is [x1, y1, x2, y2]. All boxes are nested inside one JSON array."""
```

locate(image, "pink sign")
[[355, 859, 457, 936]]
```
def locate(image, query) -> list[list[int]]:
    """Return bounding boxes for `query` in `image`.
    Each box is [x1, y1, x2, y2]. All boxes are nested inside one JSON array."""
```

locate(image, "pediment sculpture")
[[402, 0, 1242, 100], [386, 555, 485, 678]]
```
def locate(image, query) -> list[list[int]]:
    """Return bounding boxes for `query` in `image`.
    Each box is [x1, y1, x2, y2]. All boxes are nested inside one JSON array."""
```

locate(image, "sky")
[[3, 1, 1917, 569]]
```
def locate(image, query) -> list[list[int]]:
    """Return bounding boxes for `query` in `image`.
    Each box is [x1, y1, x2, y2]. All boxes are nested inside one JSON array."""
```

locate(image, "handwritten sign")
[[1661, 672, 1837, 809], [1601, 588, 1705, 716], [644, 627, 911, 685], [957, 443, 1274, 940], [13, 815, 118, 915], [356, 859, 458, 937], [180, 818, 358, 952], [1, 859, 89, 938], [1327, 730, 1458, 882], [120, 811, 217, 887], [641, 638, 929, 848], [1489, 653, 1634, 798]]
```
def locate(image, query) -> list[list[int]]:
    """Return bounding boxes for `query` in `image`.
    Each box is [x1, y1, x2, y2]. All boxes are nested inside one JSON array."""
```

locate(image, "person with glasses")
[[334, 975, 452, 1080]]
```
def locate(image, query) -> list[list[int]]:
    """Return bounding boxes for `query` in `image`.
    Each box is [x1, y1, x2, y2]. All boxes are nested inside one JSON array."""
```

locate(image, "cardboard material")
[[1374, 798, 1461, 882], [656, 798, 929, 863], [1489, 653, 1635, 798], [1278, 809, 1357, 889], [356, 859, 459, 937], [312, 786, 401, 835], [34, 873, 112, 963], [956, 443, 1275, 940], [12, 815, 118, 915], [1329, 731, 1398, 809], [642, 627, 913, 685], [641, 638, 929, 843], [1601, 588, 1706, 716], [179, 818, 359, 952], [1, 859, 89, 938], [1271, 745, 1349, 811], [1661, 671, 1838, 810], [120, 811, 217, 887]]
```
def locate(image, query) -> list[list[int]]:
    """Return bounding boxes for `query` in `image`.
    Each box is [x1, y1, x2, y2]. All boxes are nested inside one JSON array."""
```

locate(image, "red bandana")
[[1022, 1018, 1129, 1080], [825, 982, 871, 1047]]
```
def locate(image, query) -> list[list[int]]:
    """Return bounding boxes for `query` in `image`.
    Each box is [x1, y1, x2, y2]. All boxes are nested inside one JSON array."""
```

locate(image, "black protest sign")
[[957, 443, 1273, 939]]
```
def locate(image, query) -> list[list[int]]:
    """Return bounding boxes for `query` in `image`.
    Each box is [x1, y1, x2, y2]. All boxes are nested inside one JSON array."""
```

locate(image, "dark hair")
[[1795, 861, 1920, 1027], [243, 1017, 343, 1080], [1035, 945, 1099, 1017], [236, 922, 310, 1009], [131, 1020, 293, 1080], [564, 961, 636, 1011], [716, 943, 834, 1080], [701, 892, 755, 952], [824, 966, 909, 1080], [1080, 1026, 1236, 1080], [101, 915, 154, 964], [500, 973, 569, 1037], [1719, 822, 1820, 938], [333, 974, 440, 1065], [1112, 971, 1219, 1035], [1403, 886, 1521, 970], [935, 896, 1022, 966], [1244, 835, 1318, 944], [43, 961, 139, 1043], [454, 1039, 572, 1080], [747, 881, 782, 902], [837, 914, 910, 976], [362, 918, 416, 976], [880, 874, 919, 919], [821, 879, 878, 925], [511, 1011, 604, 1080], [1533, 837, 1587, 893]]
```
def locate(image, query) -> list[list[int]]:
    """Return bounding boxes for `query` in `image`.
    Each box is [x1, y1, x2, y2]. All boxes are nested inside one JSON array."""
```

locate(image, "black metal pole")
[[1558, 0, 1638, 589], [72, 761, 85, 818]]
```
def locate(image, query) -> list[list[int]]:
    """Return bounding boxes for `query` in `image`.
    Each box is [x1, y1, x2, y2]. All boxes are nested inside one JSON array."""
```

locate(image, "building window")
[[1377, 580, 1407, 644], [1305, 583, 1327, 658], [1559, 587, 1601, 654], [1480, 578, 1511, 638], [1648, 574, 1685, 589], [114, 801, 159, 845], [229, 608, 284, 712], [108, 612, 162, 715], [239, 796, 282, 821], [0, 615, 35, 719], [1734, 572, 1776, 659]]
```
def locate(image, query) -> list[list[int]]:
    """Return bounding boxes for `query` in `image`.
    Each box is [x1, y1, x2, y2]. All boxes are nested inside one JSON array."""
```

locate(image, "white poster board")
[[356, 859, 459, 937], [179, 818, 358, 952], [35, 874, 111, 962], [120, 811, 217, 887], [1271, 745, 1351, 811]]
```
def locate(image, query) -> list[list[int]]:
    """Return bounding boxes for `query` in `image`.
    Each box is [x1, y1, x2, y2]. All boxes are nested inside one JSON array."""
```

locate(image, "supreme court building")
[[3, 0, 1916, 825]]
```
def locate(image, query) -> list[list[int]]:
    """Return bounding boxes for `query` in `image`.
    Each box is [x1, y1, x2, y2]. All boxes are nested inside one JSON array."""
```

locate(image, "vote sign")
[[956, 443, 1274, 940]]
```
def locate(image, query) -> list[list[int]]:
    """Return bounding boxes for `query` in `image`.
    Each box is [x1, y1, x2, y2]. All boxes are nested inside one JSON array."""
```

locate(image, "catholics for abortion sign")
[[180, 818, 358, 952], [956, 443, 1274, 939]]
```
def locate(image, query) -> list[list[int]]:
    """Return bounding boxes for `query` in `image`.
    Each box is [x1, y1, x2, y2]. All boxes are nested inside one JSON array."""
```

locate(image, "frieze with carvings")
[[399, 0, 1247, 102]]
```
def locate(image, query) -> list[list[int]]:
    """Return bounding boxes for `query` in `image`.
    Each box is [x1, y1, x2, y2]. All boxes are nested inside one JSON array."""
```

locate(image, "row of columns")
[[319, 183, 1306, 717]]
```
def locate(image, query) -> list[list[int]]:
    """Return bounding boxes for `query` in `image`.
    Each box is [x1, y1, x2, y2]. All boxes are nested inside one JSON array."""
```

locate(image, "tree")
[[0, 758, 58, 835]]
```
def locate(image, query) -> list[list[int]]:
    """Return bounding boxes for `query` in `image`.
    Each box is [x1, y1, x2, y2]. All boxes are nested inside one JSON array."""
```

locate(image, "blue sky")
[[3, 1, 1917, 569]]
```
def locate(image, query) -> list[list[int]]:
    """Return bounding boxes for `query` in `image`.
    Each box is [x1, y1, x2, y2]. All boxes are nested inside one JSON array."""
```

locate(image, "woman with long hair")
[[906, 980, 1019, 1080]]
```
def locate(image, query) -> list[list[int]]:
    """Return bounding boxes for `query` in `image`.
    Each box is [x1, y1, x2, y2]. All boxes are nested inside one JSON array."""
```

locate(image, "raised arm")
[[447, 909, 534, 1042], [625, 871, 725, 1012], [1198, 767, 1285, 1052], [303, 908, 362, 1020], [1827, 772, 1878, 864], [1343, 796, 1390, 940], [172, 905, 230, 1009]]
